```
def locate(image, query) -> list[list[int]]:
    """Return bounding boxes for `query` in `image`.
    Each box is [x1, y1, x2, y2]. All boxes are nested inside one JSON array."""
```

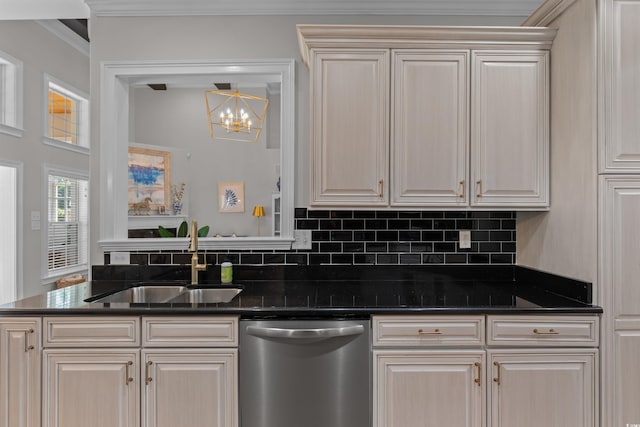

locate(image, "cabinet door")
[[488, 350, 597, 427], [0, 318, 40, 427], [601, 177, 640, 316], [601, 0, 640, 171], [374, 350, 485, 427], [42, 349, 139, 427], [309, 49, 389, 206], [142, 349, 237, 427], [391, 50, 469, 206], [471, 51, 549, 208], [614, 328, 640, 427]]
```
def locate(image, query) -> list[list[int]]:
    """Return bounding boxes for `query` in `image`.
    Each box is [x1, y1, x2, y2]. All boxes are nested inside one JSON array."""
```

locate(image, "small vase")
[[172, 201, 182, 215]]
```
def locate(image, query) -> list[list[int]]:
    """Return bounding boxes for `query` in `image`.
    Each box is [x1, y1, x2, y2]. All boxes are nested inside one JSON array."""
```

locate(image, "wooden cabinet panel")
[[487, 315, 599, 347], [44, 316, 140, 347], [601, 177, 640, 316], [471, 51, 549, 207], [488, 350, 597, 427], [602, 0, 640, 171], [391, 50, 469, 206], [374, 350, 485, 427], [0, 318, 40, 427], [142, 349, 237, 427], [309, 49, 389, 206], [42, 349, 139, 427], [614, 329, 640, 427], [373, 315, 485, 347], [142, 316, 237, 347]]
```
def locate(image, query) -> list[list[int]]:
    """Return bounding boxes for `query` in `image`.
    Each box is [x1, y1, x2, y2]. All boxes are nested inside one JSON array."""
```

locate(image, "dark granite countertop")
[[0, 265, 602, 317]]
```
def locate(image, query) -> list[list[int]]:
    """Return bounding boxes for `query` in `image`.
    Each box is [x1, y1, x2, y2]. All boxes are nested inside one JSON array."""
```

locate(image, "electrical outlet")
[[459, 230, 471, 249], [292, 230, 312, 250], [110, 252, 131, 265]]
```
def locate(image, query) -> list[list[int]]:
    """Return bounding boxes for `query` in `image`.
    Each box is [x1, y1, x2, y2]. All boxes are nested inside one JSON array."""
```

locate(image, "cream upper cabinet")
[[0, 318, 40, 427], [471, 51, 549, 208], [391, 50, 469, 206], [488, 350, 597, 427], [601, 0, 640, 172], [309, 49, 390, 206], [298, 25, 554, 209]]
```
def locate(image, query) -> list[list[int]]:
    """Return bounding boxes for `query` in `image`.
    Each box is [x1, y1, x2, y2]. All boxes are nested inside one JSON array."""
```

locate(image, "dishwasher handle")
[[246, 324, 365, 340]]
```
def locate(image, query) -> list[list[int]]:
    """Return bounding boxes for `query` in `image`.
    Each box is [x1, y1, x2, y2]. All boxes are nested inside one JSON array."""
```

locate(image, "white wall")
[[89, 14, 523, 262], [0, 20, 90, 298], [516, 0, 597, 283]]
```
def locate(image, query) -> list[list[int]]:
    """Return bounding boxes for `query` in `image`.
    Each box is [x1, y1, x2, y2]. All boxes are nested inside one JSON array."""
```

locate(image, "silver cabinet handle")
[[247, 325, 364, 340]]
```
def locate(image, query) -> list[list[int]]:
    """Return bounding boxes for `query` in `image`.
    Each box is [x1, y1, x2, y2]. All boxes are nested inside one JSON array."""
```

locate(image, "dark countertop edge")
[[0, 305, 603, 317]]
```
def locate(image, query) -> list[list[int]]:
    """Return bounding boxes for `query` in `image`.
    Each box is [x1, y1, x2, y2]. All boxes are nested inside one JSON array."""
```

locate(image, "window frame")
[[42, 165, 89, 283], [0, 49, 24, 138], [43, 74, 90, 155]]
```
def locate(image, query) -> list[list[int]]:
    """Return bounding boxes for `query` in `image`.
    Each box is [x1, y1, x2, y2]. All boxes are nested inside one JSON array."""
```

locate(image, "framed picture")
[[218, 181, 244, 213], [128, 147, 171, 214]]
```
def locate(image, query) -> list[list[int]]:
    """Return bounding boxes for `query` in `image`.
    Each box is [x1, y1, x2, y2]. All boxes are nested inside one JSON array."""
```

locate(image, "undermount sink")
[[90, 285, 188, 303], [168, 287, 243, 304], [87, 284, 242, 304]]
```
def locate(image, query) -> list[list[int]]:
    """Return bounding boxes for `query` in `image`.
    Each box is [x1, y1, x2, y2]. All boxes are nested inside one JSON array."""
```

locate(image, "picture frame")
[[128, 147, 171, 214], [218, 181, 245, 213]]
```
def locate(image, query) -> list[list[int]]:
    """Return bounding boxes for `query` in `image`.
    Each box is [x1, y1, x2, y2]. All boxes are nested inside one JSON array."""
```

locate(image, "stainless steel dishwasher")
[[239, 319, 371, 427]]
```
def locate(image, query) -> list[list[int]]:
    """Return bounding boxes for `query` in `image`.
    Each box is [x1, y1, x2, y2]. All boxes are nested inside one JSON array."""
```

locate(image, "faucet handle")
[[189, 220, 198, 252]]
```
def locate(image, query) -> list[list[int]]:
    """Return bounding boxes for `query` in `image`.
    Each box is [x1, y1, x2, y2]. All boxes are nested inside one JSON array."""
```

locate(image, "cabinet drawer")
[[487, 315, 599, 347], [142, 316, 238, 347], [373, 315, 485, 347], [44, 316, 140, 347]]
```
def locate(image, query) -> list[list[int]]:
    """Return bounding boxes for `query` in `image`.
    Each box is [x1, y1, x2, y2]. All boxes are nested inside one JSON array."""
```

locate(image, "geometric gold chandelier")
[[204, 87, 269, 142]]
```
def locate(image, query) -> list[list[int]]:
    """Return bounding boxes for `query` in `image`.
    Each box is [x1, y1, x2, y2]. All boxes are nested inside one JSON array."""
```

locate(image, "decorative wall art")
[[128, 147, 171, 215], [218, 182, 244, 213]]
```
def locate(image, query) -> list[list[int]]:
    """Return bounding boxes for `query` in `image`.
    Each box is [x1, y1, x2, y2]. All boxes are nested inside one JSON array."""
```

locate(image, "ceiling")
[[4, 0, 544, 19]]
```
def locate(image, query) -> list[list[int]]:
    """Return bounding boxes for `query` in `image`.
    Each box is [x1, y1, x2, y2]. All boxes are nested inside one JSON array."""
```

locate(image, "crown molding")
[[296, 24, 557, 67], [36, 20, 89, 57], [521, 0, 577, 26], [85, 0, 542, 17]]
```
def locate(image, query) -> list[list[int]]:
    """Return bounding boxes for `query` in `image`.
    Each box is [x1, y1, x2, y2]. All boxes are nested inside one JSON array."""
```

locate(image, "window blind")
[[47, 174, 88, 272]]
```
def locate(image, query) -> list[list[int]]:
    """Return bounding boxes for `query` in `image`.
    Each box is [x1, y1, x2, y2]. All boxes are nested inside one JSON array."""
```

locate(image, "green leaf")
[[158, 226, 175, 238], [177, 221, 189, 237], [198, 226, 209, 237]]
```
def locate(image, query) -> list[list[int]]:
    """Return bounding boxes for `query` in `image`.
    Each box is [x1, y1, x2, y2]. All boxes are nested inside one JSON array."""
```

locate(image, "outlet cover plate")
[[292, 230, 312, 250], [110, 251, 131, 265]]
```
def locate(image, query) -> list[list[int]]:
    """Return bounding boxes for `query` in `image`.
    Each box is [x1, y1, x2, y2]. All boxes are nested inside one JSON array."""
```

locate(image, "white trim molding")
[[36, 20, 89, 57], [521, 0, 578, 26], [0, 49, 24, 138], [85, 0, 542, 17], [98, 59, 295, 252]]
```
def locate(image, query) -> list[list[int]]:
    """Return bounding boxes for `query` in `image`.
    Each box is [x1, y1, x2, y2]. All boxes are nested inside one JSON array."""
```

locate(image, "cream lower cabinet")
[[487, 350, 597, 427], [142, 350, 236, 427], [373, 315, 486, 427], [42, 349, 139, 427], [374, 351, 485, 427], [0, 318, 40, 427], [374, 315, 599, 427], [41, 316, 238, 427]]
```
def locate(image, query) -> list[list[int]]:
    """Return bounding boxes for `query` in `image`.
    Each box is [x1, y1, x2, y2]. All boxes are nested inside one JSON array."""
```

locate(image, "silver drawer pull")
[[418, 328, 442, 335], [533, 328, 559, 335]]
